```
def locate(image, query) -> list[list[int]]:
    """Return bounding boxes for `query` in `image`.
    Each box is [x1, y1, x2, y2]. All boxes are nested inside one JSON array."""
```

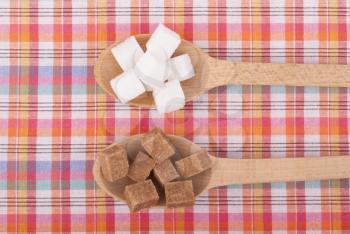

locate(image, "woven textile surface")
[[0, 0, 350, 232]]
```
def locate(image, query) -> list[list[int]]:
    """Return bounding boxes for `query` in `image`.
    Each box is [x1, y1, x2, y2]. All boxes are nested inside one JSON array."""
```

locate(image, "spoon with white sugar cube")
[[93, 133, 350, 208], [94, 24, 350, 111]]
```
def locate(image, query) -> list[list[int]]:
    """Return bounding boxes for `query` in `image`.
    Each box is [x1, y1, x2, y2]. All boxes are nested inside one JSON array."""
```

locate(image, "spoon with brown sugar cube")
[[93, 134, 350, 208], [94, 33, 350, 108]]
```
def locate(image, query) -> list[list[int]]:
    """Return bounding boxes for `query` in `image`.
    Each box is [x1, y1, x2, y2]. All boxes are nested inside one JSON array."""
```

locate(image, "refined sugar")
[[128, 151, 155, 182], [98, 144, 129, 182], [153, 79, 185, 113], [169, 54, 195, 81], [111, 36, 144, 71], [146, 24, 181, 59], [164, 180, 195, 208], [141, 81, 154, 91], [135, 51, 168, 87], [153, 159, 180, 185], [141, 128, 175, 163], [124, 180, 159, 211], [110, 69, 146, 103], [147, 45, 168, 61], [175, 150, 212, 178], [140, 78, 162, 92], [154, 79, 185, 113]]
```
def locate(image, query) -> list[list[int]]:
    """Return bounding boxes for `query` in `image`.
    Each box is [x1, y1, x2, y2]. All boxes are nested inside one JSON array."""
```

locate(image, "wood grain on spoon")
[[93, 134, 350, 207], [94, 34, 350, 108]]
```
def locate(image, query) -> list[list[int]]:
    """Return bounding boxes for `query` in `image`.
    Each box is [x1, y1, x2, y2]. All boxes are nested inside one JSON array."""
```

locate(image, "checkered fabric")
[[0, 0, 350, 232]]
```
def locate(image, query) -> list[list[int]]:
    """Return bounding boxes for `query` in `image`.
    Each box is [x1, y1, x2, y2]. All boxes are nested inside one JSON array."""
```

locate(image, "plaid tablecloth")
[[1, 0, 350, 232]]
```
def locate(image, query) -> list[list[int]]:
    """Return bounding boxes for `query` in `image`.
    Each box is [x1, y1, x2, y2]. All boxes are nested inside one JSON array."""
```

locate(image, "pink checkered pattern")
[[0, 0, 349, 232]]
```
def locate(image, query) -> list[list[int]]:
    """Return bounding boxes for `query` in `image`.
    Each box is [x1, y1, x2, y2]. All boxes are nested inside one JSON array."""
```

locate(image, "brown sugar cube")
[[124, 179, 159, 212], [98, 144, 129, 182], [128, 151, 156, 182], [175, 150, 212, 178], [153, 159, 180, 185], [165, 180, 195, 208], [141, 128, 175, 163]]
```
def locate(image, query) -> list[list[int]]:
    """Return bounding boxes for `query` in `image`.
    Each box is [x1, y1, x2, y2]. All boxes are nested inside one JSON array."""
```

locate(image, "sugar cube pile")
[[109, 24, 195, 113], [98, 128, 212, 212]]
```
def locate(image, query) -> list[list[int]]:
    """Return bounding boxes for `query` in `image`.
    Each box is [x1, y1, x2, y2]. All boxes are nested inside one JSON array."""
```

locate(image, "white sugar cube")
[[147, 46, 168, 61], [135, 51, 168, 87], [169, 54, 195, 81], [146, 24, 181, 60], [111, 36, 144, 71], [165, 63, 179, 81], [153, 79, 185, 113], [142, 81, 154, 91], [110, 69, 146, 103]]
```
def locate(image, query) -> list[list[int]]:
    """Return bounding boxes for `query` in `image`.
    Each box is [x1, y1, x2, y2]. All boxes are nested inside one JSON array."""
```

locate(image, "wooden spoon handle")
[[205, 57, 350, 89], [207, 156, 350, 188]]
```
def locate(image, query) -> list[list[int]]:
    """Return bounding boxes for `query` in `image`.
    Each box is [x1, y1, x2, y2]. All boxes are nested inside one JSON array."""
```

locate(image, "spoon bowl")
[[93, 134, 212, 205], [93, 134, 350, 208], [94, 34, 208, 107]]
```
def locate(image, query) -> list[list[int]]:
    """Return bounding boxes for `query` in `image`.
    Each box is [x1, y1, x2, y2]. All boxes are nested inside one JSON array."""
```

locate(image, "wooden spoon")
[[93, 134, 350, 206], [94, 34, 350, 108]]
